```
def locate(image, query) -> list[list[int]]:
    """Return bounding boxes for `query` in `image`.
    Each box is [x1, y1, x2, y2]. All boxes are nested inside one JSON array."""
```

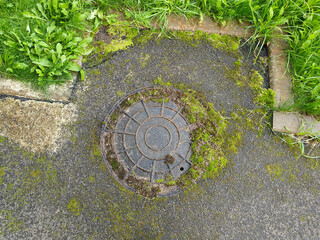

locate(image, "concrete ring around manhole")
[[101, 87, 195, 198]]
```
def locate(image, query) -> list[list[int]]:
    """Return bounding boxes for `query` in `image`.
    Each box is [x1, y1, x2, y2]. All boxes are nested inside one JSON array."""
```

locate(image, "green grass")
[[96, 0, 320, 116], [0, 0, 39, 82], [0, 0, 319, 116], [0, 0, 94, 89]]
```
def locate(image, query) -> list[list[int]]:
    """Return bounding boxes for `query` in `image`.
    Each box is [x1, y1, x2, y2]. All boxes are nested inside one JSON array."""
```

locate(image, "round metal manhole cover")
[[101, 87, 193, 198]]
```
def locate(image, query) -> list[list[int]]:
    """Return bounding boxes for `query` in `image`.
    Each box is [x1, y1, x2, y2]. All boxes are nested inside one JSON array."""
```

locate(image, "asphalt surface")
[[1, 35, 320, 239]]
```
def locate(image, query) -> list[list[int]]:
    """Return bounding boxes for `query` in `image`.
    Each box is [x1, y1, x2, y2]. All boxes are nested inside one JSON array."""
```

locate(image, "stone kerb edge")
[[1, 15, 319, 135], [161, 15, 320, 136], [0, 57, 82, 102], [269, 37, 320, 136]]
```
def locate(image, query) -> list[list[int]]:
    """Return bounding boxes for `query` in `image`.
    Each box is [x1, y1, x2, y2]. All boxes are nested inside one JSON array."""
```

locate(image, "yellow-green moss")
[[0, 210, 23, 235], [266, 163, 284, 180], [89, 175, 96, 183], [85, 25, 154, 66], [0, 136, 6, 143], [170, 30, 240, 55], [0, 167, 7, 184], [92, 69, 101, 75], [0, 144, 63, 235], [153, 80, 230, 183], [139, 53, 150, 67], [250, 70, 275, 108], [116, 90, 125, 97], [67, 197, 82, 216], [92, 144, 102, 158], [165, 180, 176, 186], [207, 33, 240, 52]]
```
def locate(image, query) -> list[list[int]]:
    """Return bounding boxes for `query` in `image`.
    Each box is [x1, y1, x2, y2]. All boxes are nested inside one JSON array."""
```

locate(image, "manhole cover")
[[101, 87, 193, 198]]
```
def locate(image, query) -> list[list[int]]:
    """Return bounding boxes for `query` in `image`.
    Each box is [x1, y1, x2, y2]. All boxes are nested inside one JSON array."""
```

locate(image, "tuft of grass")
[[278, 130, 320, 159], [0, 0, 95, 89], [98, 0, 201, 30]]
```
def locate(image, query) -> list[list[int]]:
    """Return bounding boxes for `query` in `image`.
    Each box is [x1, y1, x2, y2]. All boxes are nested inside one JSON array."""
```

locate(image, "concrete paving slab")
[[0, 98, 76, 152], [0, 58, 82, 102], [269, 36, 320, 135], [273, 111, 320, 136], [268, 37, 293, 107]]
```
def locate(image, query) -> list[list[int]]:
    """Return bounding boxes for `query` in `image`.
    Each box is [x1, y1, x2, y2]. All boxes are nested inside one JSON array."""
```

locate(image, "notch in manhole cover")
[[101, 87, 195, 198]]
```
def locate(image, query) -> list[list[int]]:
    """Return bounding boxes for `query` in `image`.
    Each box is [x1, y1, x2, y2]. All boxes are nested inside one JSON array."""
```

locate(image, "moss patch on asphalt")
[[0, 138, 63, 235], [102, 68, 275, 197], [84, 24, 241, 68]]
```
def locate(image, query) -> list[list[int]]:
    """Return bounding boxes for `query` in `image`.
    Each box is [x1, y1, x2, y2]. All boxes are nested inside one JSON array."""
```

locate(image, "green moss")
[[171, 30, 205, 47], [181, 89, 229, 180], [85, 194, 166, 239], [87, 125, 106, 172], [168, 30, 240, 54], [256, 89, 276, 108], [266, 163, 284, 180], [258, 56, 268, 73], [111, 159, 119, 171], [107, 39, 133, 52], [0, 167, 7, 184], [306, 158, 320, 170], [207, 33, 240, 53], [67, 197, 82, 216], [154, 75, 172, 87], [250, 70, 275, 108], [85, 25, 155, 67], [123, 93, 141, 107], [116, 90, 125, 97], [139, 53, 150, 68], [91, 144, 102, 157], [30, 170, 42, 178], [89, 175, 96, 183], [133, 30, 154, 45], [165, 180, 176, 186], [276, 133, 315, 159], [110, 112, 119, 122], [0, 136, 6, 143], [0, 144, 63, 234], [149, 80, 231, 184], [225, 59, 272, 110], [105, 25, 138, 52], [189, 168, 201, 179], [264, 160, 301, 183], [92, 69, 101, 75], [0, 210, 23, 235], [203, 156, 228, 179], [99, 162, 107, 172]]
